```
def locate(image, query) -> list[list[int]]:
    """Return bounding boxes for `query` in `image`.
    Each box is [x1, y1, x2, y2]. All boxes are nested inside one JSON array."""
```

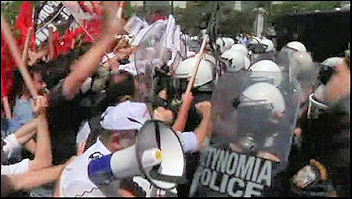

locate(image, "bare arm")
[[13, 119, 37, 145], [63, 36, 116, 100], [2, 164, 65, 195], [23, 139, 36, 154], [194, 101, 212, 150], [29, 96, 52, 170], [63, 2, 126, 100]]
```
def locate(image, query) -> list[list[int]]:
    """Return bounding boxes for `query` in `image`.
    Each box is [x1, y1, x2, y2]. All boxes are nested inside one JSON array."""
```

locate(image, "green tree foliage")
[[270, 1, 340, 16]]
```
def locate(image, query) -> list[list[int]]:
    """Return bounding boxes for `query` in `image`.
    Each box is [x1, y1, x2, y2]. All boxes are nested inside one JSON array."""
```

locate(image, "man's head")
[[98, 101, 151, 152]]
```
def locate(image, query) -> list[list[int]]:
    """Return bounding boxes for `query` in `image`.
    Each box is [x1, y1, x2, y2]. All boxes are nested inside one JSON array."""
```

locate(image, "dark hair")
[[93, 71, 135, 114], [9, 65, 45, 101], [31, 45, 92, 89]]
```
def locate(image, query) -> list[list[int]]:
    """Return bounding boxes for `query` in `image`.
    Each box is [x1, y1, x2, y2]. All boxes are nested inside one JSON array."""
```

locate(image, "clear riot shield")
[[190, 70, 301, 197], [250, 51, 276, 65], [133, 21, 168, 103]]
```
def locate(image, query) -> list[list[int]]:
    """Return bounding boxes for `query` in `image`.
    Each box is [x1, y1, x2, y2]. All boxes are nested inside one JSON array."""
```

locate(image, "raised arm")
[[193, 101, 212, 150], [63, 2, 126, 100], [29, 96, 52, 170]]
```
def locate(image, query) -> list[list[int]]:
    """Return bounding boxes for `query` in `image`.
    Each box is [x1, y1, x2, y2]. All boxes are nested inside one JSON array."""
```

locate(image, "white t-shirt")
[[2, 133, 22, 160], [1, 158, 30, 175], [60, 138, 120, 197], [1, 133, 30, 175], [68, 130, 199, 197]]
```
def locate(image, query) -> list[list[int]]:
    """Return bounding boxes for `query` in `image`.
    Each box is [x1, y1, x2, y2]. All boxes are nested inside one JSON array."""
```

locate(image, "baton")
[[185, 35, 209, 93], [22, 27, 33, 64], [1, 15, 38, 98]]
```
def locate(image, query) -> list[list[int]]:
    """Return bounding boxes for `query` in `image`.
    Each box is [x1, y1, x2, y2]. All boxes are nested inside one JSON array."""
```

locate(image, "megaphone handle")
[[185, 35, 208, 93], [154, 121, 161, 149], [149, 169, 188, 184]]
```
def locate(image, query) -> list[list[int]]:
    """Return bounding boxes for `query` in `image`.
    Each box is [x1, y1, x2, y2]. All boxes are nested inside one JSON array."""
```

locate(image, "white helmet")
[[240, 82, 285, 113], [318, 57, 343, 85], [216, 37, 235, 53], [231, 44, 248, 57], [260, 39, 275, 52], [221, 50, 250, 71], [289, 51, 314, 81], [321, 57, 343, 68], [204, 54, 216, 67], [248, 36, 261, 45], [193, 53, 216, 67], [175, 56, 214, 87], [286, 41, 307, 52], [249, 60, 282, 86]]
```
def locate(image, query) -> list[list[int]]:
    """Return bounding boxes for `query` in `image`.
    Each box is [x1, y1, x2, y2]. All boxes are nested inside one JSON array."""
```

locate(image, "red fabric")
[[78, 1, 94, 15], [15, 1, 36, 51], [51, 31, 62, 58], [1, 66, 8, 97], [1, 33, 16, 98], [91, 2, 103, 16], [82, 18, 102, 42]]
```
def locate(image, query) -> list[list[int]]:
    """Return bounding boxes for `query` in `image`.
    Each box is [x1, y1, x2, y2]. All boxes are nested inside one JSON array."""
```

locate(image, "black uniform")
[[176, 88, 213, 197]]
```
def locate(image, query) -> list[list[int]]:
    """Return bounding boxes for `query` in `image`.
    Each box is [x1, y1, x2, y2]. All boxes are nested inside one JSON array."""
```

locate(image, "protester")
[[1, 95, 51, 174]]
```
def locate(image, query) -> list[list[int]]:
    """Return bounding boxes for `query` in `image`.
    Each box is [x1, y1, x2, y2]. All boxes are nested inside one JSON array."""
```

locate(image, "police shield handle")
[[186, 35, 209, 93], [22, 27, 33, 65], [1, 15, 38, 98]]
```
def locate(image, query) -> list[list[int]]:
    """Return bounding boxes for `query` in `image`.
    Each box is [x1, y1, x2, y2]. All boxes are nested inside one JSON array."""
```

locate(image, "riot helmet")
[[318, 57, 343, 85], [235, 82, 285, 154], [260, 38, 275, 53], [216, 37, 235, 54], [221, 50, 250, 72], [173, 56, 214, 94], [248, 60, 282, 86], [247, 36, 267, 54], [230, 44, 248, 57]]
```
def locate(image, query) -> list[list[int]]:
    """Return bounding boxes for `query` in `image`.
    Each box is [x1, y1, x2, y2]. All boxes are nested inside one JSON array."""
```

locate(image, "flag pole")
[[22, 27, 33, 64], [185, 35, 208, 93], [1, 15, 38, 98]]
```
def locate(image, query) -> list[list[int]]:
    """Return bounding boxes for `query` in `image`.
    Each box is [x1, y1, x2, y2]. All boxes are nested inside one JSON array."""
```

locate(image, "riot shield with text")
[[189, 70, 300, 197]]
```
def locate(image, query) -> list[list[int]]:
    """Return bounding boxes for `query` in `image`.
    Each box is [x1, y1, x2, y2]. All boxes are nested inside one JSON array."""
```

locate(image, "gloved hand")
[[292, 159, 327, 189]]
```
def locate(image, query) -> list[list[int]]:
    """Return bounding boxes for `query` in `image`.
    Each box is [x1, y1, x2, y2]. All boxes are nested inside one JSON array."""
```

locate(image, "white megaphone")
[[87, 120, 186, 190]]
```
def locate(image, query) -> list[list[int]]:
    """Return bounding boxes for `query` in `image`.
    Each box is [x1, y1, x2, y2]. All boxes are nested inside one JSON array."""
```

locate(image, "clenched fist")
[[195, 101, 212, 117]]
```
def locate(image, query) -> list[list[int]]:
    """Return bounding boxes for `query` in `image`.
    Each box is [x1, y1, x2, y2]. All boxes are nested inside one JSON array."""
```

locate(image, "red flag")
[[1, 66, 8, 97], [15, 1, 35, 51], [1, 35, 16, 97]]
